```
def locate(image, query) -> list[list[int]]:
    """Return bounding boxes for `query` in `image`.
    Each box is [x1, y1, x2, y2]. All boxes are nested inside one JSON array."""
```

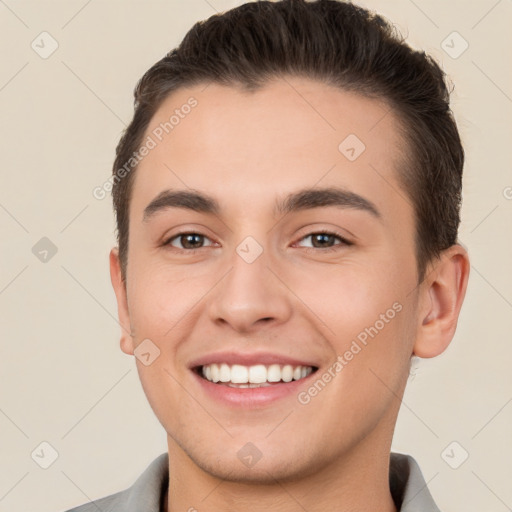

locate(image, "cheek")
[[289, 259, 406, 338], [289, 262, 413, 398], [135, 358, 201, 440], [126, 263, 214, 339]]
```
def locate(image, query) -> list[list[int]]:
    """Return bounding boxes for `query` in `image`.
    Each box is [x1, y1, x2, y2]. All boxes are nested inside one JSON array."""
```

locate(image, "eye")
[[295, 231, 352, 251], [164, 232, 216, 251]]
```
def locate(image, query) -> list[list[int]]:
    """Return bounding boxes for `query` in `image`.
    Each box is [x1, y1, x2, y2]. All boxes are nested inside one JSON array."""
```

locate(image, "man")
[[68, 0, 469, 510]]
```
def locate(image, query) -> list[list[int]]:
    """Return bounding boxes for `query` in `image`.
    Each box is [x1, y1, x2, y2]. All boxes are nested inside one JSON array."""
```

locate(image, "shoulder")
[[390, 452, 441, 512], [63, 489, 128, 512], [61, 452, 169, 512]]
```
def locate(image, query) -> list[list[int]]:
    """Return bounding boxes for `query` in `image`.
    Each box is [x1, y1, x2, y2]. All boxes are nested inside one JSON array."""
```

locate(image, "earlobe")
[[109, 248, 134, 356], [413, 244, 470, 358]]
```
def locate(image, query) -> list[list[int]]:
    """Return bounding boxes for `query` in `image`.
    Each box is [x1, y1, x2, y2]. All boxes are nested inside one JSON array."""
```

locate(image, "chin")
[[186, 445, 324, 485]]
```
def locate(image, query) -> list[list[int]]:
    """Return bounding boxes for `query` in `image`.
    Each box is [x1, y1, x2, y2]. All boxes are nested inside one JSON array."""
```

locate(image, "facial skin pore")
[[110, 77, 469, 512]]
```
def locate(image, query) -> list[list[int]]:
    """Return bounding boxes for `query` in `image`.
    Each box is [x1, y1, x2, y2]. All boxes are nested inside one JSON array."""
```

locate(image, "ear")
[[109, 248, 134, 355], [413, 244, 470, 358]]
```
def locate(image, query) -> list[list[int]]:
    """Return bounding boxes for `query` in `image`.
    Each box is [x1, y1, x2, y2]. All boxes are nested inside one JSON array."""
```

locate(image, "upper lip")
[[188, 351, 319, 370]]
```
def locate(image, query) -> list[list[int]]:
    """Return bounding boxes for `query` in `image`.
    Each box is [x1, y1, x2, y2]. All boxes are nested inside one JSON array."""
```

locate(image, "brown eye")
[[297, 232, 351, 249], [165, 233, 214, 250], [311, 233, 337, 248]]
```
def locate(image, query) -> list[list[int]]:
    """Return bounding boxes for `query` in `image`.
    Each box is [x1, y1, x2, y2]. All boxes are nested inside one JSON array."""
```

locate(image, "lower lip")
[[192, 370, 316, 407]]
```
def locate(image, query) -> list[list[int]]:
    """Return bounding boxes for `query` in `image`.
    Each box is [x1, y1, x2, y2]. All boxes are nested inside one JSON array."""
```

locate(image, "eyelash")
[[162, 230, 353, 254], [298, 231, 353, 253]]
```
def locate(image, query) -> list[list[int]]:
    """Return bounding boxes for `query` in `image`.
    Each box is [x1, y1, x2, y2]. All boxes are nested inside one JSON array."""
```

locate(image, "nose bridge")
[[208, 237, 292, 332]]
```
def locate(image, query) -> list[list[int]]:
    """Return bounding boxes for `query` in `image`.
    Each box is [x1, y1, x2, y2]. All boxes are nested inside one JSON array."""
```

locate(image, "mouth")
[[193, 363, 318, 388], [188, 351, 321, 406]]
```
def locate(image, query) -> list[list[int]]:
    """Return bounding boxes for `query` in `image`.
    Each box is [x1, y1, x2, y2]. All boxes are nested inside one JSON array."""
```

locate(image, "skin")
[[110, 77, 470, 512]]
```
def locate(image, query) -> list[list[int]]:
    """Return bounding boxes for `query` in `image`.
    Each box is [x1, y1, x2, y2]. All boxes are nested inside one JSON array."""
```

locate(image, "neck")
[[165, 431, 398, 512]]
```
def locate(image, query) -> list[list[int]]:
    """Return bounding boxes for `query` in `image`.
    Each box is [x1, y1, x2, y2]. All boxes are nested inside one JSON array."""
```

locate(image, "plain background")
[[0, 1, 511, 511]]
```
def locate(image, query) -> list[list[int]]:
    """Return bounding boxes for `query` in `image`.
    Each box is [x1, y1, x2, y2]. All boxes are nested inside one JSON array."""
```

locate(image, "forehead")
[[131, 77, 409, 222]]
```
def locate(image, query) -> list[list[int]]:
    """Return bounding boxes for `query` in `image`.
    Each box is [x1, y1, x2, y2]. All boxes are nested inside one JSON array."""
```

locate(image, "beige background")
[[0, 1, 511, 511]]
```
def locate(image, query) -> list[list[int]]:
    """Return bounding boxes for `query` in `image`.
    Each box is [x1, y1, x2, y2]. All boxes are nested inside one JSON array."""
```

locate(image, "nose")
[[208, 246, 293, 334]]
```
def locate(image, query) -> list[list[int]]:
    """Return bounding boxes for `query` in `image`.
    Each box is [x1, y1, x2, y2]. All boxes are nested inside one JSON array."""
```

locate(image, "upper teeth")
[[202, 363, 313, 384]]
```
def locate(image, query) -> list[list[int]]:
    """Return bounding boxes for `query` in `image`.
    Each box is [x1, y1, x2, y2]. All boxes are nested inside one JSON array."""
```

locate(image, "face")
[[112, 77, 425, 482]]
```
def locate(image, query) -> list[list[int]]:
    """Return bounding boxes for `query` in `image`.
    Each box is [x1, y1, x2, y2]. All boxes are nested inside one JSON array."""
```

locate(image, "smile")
[[199, 363, 316, 388]]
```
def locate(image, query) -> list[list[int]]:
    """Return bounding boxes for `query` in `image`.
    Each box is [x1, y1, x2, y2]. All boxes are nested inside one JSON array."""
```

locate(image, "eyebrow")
[[142, 186, 381, 222]]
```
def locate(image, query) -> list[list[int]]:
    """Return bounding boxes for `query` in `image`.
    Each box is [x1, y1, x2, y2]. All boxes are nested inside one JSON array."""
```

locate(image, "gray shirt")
[[63, 452, 441, 511]]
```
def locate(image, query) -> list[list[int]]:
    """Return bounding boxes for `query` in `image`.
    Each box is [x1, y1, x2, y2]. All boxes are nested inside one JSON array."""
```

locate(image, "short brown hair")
[[112, 0, 464, 283]]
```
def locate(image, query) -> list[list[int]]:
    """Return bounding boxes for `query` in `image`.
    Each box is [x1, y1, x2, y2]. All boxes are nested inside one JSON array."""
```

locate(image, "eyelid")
[[293, 230, 353, 250], [162, 228, 353, 252], [163, 230, 218, 250]]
